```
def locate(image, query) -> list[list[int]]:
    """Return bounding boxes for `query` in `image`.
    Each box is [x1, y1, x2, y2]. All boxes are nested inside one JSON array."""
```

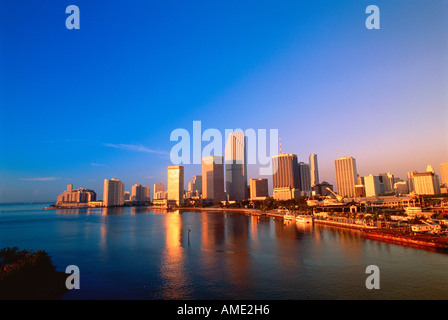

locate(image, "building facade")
[[167, 165, 184, 205], [272, 153, 300, 200], [309, 153, 319, 187], [298, 162, 311, 196], [202, 156, 225, 202], [153, 183, 166, 199], [103, 178, 125, 207], [312, 181, 334, 196], [364, 174, 381, 197], [249, 178, 269, 200], [225, 132, 248, 201], [131, 184, 151, 202], [187, 175, 202, 198], [440, 163, 448, 186], [56, 184, 96, 205], [334, 156, 357, 198], [412, 171, 441, 195]]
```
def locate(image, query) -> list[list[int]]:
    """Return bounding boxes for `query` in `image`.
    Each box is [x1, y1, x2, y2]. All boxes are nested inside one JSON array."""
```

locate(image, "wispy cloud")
[[103, 143, 169, 155], [20, 177, 61, 181], [90, 163, 107, 167]]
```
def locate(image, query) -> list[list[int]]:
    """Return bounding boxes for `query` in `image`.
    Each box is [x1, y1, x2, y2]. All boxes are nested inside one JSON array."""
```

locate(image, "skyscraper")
[[131, 184, 151, 202], [440, 163, 448, 186], [298, 162, 311, 195], [309, 153, 319, 187], [250, 178, 269, 200], [103, 178, 125, 207], [153, 183, 166, 199], [364, 174, 381, 197], [412, 166, 441, 195], [334, 157, 357, 198], [379, 172, 394, 193], [225, 132, 248, 201], [202, 156, 225, 202], [272, 153, 300, 200], [188, 175, 202, 198], [167, 165, 184, 205]]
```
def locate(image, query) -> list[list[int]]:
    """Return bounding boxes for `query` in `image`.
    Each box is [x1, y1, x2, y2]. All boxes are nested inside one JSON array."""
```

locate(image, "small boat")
[[296, 215, 313, 224]]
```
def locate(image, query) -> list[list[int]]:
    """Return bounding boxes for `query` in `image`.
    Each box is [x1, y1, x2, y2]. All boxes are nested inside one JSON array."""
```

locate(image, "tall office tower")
[[202, 156, 225, 202], [225, 132, 248, 201], [272, 153, 300, 200], [188, 175, 202, 197], [379, 172, 394, 193], [406, 172, 415, 193], [131, 184, 151, 202], [153, 183, 165, 199], [249, 178, 269, 200], [309, 153, 319, 187], [334, 156, 357, 198], [103, 178, 125, 207], [298, 162, 311, 195], [167, 165, 184, 205], [364, 174, 381, 197], [441, 163, 448, 186], [412, 166, 441, 195]]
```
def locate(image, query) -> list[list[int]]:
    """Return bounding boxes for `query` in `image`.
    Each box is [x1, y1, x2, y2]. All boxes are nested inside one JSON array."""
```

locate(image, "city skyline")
[[1, 1, 447, 202], [55, 152, 447, 206]]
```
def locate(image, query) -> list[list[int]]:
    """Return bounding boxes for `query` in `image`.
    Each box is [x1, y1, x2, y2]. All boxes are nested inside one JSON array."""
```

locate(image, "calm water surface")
[[1, 203, 448, 300]]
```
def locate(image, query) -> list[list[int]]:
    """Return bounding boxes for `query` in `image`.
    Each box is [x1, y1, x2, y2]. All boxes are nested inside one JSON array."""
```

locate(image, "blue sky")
[[0, 0, 447, 202]]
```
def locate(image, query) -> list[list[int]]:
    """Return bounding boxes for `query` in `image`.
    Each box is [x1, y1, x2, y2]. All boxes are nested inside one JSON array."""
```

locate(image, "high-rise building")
[[250, 178, 269, 200], [131, 184, 151, 202], [167, 165, 184, 205], [334, 157, 357, 198], [56, 184, 96, 205], [103, 178, 125, 207], [202, 156, 225, 202], [225, 132, 248, 201], [406, 172, 415, 193], [379, 172, 394, 193], [440, 163, 448, 186], [298, 162, 311, 195], [153, 183, 166, 199], [187, 175, 202, 198], [309, 153, 319, 187], [412, 168, 441, 195], [272, 153, 300, 200], [364, 174, 381, 197]]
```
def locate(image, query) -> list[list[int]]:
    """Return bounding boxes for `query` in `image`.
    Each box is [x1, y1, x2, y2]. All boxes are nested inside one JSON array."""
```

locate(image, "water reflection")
[[159, 210, 192, 299], [19, 206, 448, 299]]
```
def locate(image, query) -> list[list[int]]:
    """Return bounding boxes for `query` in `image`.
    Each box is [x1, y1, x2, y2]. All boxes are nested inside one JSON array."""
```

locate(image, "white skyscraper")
[[334, 156, 358, 198], [103, 178, 125, 207], [309, 153, 319, 187]]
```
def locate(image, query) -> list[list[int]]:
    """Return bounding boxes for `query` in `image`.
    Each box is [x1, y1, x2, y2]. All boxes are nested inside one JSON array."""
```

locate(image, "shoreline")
[[31, 203, 448, 253]]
